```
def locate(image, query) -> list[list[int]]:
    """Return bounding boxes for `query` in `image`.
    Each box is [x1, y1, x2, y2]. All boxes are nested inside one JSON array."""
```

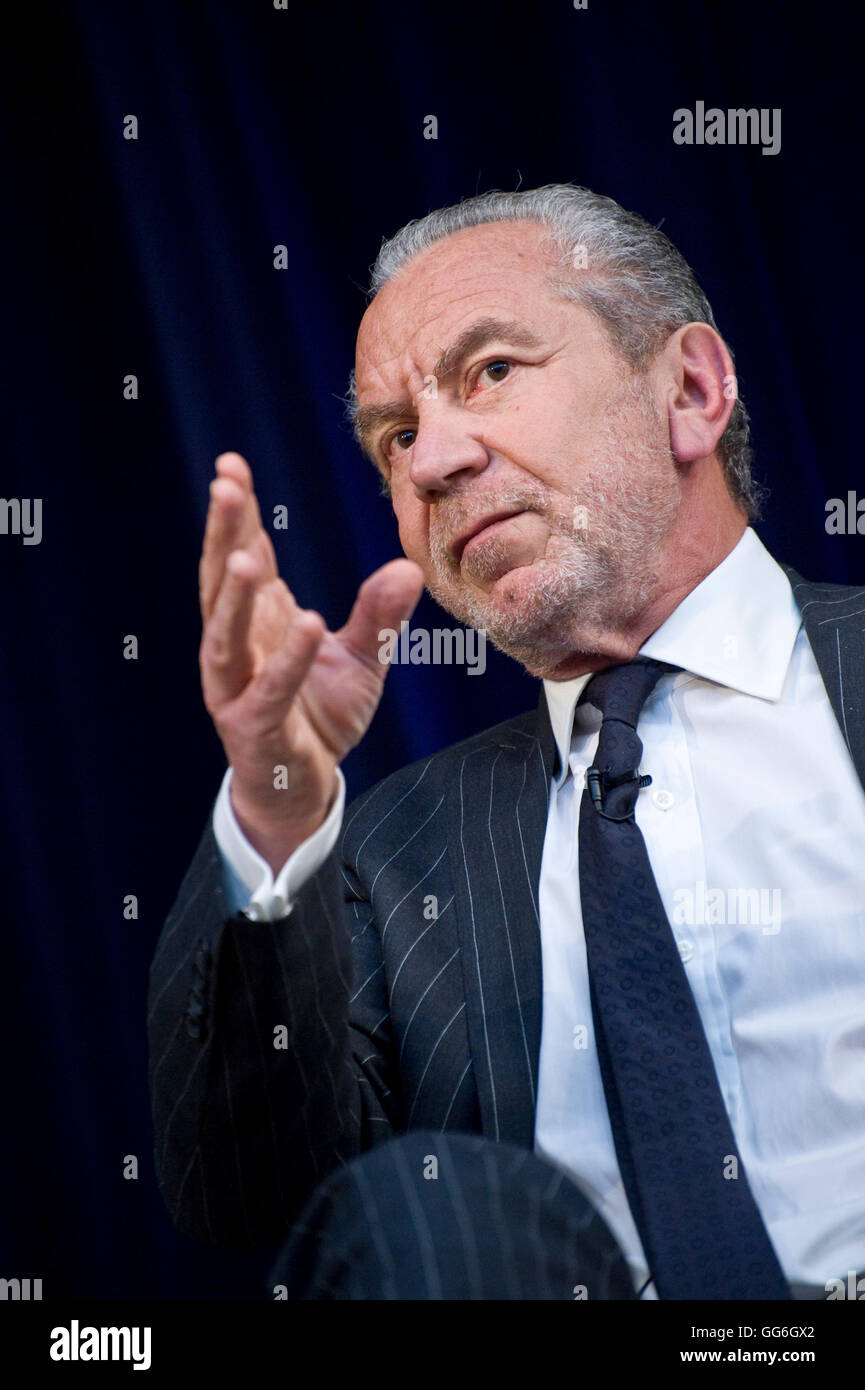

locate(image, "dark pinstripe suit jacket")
[[148, 566, 865, 1249]]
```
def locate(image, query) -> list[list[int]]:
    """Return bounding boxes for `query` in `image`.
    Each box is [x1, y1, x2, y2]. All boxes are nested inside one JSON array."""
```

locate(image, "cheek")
[[394, 497, 431, 566], [510, 386, 579, 462]]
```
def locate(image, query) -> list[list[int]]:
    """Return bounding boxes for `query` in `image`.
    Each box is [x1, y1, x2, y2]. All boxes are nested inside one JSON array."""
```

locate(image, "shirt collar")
[[543, 527, 803, 788]]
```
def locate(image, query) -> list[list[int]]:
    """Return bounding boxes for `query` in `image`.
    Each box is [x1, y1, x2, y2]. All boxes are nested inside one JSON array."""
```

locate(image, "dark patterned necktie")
[[577, 657, 791, 1300]]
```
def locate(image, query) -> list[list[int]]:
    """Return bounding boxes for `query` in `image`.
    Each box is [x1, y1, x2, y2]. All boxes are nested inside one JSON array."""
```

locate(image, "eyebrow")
[[353, 316, 545, 458]]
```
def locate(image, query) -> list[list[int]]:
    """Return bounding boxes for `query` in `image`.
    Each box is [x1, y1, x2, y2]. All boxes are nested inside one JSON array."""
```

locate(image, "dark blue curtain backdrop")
[[0, 0, 861, 1299]]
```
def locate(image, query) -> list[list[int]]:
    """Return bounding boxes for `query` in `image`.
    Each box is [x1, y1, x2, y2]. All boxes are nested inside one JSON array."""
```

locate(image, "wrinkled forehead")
[[354, 220, 561, 391]]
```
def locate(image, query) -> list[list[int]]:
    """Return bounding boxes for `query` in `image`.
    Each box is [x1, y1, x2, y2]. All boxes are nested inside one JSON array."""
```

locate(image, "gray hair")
[[347, 183, 764, 519]]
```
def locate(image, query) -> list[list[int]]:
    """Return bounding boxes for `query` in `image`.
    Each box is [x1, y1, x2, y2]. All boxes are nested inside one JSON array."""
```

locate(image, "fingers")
[[202, 536, 326, 718], [214, 450, 253, 490], [337, 558, 425, 667], [214, 455, 277, 568], [199, 453, 279, 622], [241, 610, 326, 735], [200, 550, 260, 707]]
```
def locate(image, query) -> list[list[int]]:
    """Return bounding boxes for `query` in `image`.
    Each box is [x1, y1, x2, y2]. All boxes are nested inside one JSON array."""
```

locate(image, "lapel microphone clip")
[[585, 765, 653, 822]]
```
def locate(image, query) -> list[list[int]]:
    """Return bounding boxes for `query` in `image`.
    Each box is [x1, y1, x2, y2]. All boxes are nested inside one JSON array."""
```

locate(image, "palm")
[[247, 573, 387, 763]]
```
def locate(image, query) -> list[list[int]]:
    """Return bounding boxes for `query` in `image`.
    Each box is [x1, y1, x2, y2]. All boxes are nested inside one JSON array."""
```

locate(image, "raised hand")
[[199, 453, 424, 871]]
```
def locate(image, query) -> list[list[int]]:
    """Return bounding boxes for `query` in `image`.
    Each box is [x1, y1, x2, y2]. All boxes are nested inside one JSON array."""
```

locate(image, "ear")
[[657, 323, 737, 464]]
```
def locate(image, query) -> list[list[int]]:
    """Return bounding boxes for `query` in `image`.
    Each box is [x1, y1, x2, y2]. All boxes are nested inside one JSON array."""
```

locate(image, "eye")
[[384, 428, 416, 459], [472, 359, 511, 391]]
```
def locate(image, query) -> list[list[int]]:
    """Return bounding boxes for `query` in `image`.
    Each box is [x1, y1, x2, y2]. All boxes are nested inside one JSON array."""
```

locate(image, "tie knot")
[[581, 657, 674, 729]]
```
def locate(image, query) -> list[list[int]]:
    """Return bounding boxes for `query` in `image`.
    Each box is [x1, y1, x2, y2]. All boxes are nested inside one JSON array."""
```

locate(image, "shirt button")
[[677, 938, 695, 963], [652, 788, 674, 810]]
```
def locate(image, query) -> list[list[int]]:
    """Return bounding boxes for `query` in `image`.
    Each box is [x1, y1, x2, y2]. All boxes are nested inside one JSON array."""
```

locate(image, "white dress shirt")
[[214, 527, 865, 1297], [214, 763, 345, 923]]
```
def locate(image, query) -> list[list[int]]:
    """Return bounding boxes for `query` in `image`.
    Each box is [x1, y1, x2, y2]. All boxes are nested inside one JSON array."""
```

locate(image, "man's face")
[[354, 220, 683, 677]]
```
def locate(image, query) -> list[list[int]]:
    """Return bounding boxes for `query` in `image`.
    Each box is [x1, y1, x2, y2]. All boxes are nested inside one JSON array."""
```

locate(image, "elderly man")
[[148, 184, 865, 1301]]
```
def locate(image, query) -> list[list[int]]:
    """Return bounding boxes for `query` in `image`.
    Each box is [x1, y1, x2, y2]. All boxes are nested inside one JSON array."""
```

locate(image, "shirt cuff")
[[212, 765, 345, 922]]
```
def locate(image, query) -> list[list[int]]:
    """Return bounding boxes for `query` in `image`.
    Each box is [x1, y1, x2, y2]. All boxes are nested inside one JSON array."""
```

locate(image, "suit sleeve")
[[147, 816, 402, 1250]]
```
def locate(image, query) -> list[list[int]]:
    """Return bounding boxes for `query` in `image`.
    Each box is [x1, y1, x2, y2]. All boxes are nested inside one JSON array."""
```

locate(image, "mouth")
[[450, 510, 527, 564]]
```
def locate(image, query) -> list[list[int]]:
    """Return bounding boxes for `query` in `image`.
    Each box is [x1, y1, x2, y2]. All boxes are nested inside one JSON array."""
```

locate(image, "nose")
[[408, 399, 490, 501]]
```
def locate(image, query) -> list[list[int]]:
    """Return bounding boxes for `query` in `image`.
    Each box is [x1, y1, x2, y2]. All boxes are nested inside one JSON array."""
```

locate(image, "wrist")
[[229, 773, 337, 873]]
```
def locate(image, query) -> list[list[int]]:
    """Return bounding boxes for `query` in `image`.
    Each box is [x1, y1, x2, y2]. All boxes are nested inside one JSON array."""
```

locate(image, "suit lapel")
[[445, 690, 557, 1148], [783, 564, 865, 792]]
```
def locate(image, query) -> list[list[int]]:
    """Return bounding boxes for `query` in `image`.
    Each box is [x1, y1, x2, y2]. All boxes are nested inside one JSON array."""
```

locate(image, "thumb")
[[338, 559, 425, 665]]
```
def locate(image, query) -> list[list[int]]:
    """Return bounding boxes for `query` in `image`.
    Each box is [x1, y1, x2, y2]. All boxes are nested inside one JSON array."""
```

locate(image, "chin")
[[431, 563, 585, 668]]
